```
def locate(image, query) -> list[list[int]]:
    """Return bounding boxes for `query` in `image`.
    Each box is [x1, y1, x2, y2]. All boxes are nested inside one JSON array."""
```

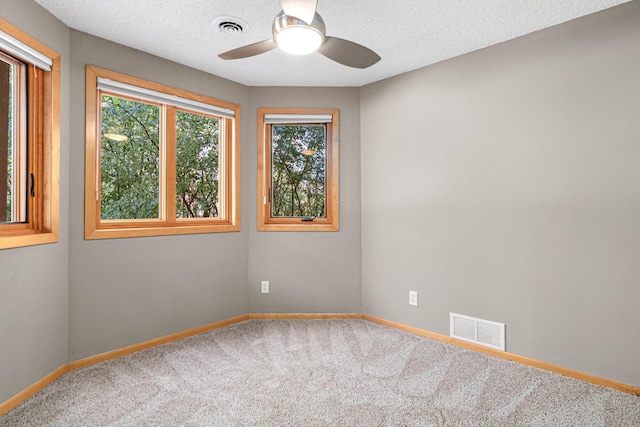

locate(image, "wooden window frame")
[[0, 19, 60, 250], [85, 66, 240, 240], [257, 108, 339, 232]]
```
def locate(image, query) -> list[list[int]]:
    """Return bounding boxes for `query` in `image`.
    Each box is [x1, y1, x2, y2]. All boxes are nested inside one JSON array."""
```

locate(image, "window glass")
[[100, 95, 160, 220], [0, 53, 26, 224], [271, 124, 326, 218], [176, 110, 220, 219]]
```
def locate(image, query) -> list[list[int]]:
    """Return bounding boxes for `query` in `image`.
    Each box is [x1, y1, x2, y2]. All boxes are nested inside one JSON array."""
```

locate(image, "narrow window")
[[0, 19, 60, 250], [258, 108, 339, 231], [85, 66, 240, 239]]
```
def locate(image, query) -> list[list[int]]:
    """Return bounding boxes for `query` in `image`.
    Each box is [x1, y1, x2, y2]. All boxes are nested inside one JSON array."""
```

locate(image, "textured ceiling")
[[35, 0, 631, 87]]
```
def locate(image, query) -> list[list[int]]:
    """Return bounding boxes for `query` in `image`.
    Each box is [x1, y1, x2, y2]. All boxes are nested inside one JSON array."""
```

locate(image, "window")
[[85, 66, 240, 239], [0, 19, 60, 250], [257, 108, 339, 231]]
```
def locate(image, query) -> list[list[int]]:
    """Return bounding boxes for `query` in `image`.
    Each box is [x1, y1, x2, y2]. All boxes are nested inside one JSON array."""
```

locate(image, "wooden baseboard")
[[0, 364, 70, 416], [363, 314, 640, 397], [0, 315, 249, 416], [69, 315, 250, 370], [2, 312, 638, 417], [249, 313, 363, 320]]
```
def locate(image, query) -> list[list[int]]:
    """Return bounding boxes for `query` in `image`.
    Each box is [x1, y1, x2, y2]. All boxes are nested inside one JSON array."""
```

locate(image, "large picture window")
[[85, 66, 240, 239], [257, 108, 339, 231], [0, 19, 60, 250]]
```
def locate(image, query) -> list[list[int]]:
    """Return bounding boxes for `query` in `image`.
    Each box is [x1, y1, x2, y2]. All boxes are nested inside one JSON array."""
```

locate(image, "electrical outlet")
[[409, 291, 418, 306], [261, 281, 269, 293]]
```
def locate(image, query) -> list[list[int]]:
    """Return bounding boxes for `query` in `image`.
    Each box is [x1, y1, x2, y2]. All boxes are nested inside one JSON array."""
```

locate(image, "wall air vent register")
[[450, 313, 506, 351]]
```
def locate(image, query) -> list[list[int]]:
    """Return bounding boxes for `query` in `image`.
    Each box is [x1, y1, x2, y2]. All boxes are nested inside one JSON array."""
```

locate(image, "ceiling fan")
[[218, 0, 381, 69]]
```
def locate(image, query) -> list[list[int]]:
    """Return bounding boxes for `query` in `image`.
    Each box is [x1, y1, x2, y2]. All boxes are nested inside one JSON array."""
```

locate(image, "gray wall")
[[68, 32, 250, 360], [360, 2, 640, 387], [0, 2, 70, 403], [247, 87, 362, 314]]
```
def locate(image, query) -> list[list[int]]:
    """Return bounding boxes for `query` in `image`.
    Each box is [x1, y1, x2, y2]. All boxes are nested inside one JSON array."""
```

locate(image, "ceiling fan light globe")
[[276, 26, 323, 55]]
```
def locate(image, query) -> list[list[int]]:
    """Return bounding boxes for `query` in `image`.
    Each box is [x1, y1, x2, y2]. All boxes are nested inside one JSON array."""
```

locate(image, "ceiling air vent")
[[450, 313, 505, 351], [213, 16, 249, 35], [219, 21, 243, 34]]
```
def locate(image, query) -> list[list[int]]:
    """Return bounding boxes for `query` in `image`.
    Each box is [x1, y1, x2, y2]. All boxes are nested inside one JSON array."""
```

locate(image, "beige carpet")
[[2, 319, 639, 426]]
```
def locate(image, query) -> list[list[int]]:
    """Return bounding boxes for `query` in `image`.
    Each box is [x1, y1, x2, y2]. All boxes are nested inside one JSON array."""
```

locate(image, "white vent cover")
[[450, 313, 505, 351]]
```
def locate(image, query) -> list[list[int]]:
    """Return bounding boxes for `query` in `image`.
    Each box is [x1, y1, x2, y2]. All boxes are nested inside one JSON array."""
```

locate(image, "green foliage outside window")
[[100, 95, 160, 220], [271, 125, 326, 218], [2, 60, 12, 222], [1, 58, 17, 223], [100, 95, 222, 221], [176, 111, 220, 218]]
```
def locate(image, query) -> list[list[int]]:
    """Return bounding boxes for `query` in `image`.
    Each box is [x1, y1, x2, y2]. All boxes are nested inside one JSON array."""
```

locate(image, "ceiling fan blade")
[[219, 39, 277, 60], [318, 36, 381, 69], [280, 0, 317, 24]]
